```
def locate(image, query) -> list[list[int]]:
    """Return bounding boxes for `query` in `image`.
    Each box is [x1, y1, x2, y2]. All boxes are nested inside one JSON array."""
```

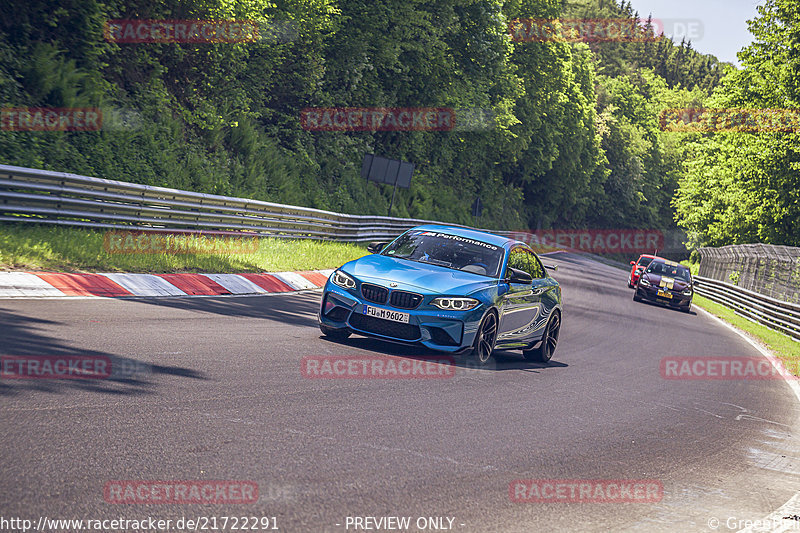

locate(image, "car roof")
[[410, 225, 514, 248], [649, 257, 684, 267]]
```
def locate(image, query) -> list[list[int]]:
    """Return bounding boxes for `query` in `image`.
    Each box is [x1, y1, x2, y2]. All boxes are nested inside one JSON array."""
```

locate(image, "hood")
[[341, 254, 497, 295], [642, 272, 691, 291]]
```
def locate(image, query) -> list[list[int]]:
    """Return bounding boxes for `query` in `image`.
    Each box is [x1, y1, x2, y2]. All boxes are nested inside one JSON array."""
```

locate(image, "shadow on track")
[[632, 298, 698, 315], [0, 308, 205, 397], [319, 335, 569, 372], [129, 292, 321, 327]]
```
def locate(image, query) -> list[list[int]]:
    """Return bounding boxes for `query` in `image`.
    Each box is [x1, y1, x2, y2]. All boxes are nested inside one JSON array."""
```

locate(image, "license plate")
[[363, 305, 410, 323], [657, 290, 673, 299]]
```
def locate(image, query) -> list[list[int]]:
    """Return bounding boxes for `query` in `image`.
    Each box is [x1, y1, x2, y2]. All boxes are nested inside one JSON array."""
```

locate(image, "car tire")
[[633, 291, 642, 302], [682, 303, 692, 313], [319, 324, 351, 340], [523, 311, 561, 363], [468, 311, 498, 366]]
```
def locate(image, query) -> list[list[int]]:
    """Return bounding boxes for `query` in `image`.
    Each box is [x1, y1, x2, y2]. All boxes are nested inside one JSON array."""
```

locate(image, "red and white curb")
[[0, 251, 567, 299], [0, 270, 335, 298]]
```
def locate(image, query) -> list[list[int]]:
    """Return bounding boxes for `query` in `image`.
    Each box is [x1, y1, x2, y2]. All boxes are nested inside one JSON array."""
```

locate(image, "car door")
[[528, 252, 558, 342], [497, 247, 542, 347]]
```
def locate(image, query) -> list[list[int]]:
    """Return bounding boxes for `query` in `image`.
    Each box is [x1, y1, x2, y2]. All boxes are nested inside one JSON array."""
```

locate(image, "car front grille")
[[349, 313, 420, 341], [389, 290, 423, 309], [361, 283, 388, 304]]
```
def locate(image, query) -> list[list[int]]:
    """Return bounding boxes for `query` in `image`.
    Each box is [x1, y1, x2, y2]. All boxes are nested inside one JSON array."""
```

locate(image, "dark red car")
[[633, 258, 695, 313], [628, 254, 658, 288]]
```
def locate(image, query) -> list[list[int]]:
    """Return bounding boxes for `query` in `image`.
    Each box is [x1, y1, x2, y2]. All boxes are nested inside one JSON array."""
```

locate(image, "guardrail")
[[0, 164, 474, 242], [4, 164, 798, 341], [698, 244, 800, 305], [694, 275, 800, 342]]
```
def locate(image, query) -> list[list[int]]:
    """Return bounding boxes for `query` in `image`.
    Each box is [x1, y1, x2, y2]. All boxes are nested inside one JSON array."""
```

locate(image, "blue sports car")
[[318, 225, 563, 365]]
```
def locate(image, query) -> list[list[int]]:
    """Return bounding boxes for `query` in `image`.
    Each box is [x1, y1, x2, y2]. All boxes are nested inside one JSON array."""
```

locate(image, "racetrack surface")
[[2, 253, 799, 532]]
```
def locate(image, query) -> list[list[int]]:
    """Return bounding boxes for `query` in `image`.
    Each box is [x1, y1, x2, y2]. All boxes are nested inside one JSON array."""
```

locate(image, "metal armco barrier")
[[0, 164, 465, 242], [699, 244, 800, 304], [695, 275, 800, 342], [4, 163, 798, 342]]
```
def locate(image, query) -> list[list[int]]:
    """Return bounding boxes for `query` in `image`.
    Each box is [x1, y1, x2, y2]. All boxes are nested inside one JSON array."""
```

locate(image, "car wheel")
[[682, 303, 692, 313], [469, 311, 498, 366], [633, 290, 642, 302], [523, 311, 561, 363], [319, 324, 351, 340]]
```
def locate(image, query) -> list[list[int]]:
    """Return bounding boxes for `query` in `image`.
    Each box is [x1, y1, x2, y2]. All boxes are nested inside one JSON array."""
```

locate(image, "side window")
[[529, 253, 545, 279], [506, 248, 532, 277]]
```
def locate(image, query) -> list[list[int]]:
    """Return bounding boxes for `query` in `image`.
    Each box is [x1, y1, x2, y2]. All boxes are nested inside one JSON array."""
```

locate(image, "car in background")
[[633, 258, 695, 312], [628, 254, 659, 288], [318, 225, 563, 365]]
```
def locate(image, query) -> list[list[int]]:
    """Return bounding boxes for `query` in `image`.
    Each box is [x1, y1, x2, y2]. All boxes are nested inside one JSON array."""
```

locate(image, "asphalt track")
[[2, 254, 799, 532]]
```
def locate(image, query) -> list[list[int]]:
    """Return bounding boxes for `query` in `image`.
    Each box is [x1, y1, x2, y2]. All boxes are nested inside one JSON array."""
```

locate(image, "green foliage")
[[673, 0, 800, 247], [0, 0, 735, 239], [563, 0, 728, 92]]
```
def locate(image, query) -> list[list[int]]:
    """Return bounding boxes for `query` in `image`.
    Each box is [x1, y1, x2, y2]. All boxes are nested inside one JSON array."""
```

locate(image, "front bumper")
[[636, 284, 692, 307], [319, 282, 483, 353]]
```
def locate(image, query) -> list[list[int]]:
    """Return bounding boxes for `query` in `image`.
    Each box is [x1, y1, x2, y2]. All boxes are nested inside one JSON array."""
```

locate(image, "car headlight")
[[431, 297, 480, 311], [331, 270, 356, 290], [640, 278, 652, 286], [683, 288, 693, 295]]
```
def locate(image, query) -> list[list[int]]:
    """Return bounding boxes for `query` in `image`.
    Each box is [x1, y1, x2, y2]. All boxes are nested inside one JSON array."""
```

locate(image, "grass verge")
[[680, 259, 699, 276], [0, 224, 368, 273], [693, 293, 799, 374]]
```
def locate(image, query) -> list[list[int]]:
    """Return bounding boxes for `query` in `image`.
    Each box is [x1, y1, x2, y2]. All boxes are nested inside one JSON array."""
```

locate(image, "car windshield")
[[646, 261, 692, 282], [638, 257, 653, 266], [381, 230, 504, 278]]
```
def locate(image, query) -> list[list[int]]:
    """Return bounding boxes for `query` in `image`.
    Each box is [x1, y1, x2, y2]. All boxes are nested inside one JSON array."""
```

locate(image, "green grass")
[[680, 259, 700, 276], [681, 257, 799, 372], [693, 294, 800, 375], [0, 223, 368, 273]]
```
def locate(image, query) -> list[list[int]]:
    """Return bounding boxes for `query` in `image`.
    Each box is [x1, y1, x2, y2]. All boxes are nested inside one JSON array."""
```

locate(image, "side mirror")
[[507, 267, 533, 285], [630, 261, 636, 266], [544, 263, 558, 272], [367, 241, 389, 254]]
